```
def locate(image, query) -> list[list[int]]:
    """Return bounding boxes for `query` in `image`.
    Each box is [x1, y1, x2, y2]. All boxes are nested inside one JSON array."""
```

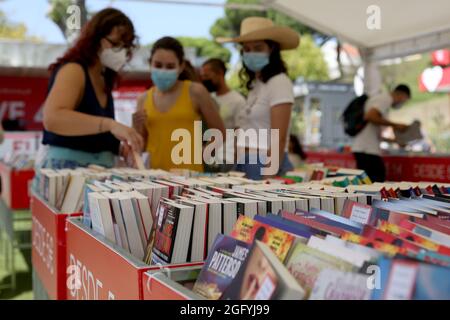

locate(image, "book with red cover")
[[341, 200, 375, 225], [425, 215, 450, 229], [281, 211, 347, 237], [341, 232, 407, 256], [379, 221, 450, 256], [362, 225, 422, 254], [401, 218, 450, 236]]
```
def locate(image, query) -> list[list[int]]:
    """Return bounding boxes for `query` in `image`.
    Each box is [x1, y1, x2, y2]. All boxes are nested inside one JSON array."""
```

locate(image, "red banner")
[[0, 75, 150, 131], [306, 151, 450, 183]]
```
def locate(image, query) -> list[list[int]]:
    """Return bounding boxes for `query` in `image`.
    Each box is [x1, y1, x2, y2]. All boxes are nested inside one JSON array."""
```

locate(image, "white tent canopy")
[[269, 0, 450, 61]]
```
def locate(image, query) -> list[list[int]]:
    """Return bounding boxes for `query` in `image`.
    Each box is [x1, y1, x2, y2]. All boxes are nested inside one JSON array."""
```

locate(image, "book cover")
[[254, 215, 315, 240], [309, 269, 371, 300], [379, 221, 450, 256], [221, 241, 305, 300], [341, 199, 374, 225], [371, 257, 450, 300], [151, 201, 180, 264], [230, 215, 294, 262], [285, 242, 355, 298], [281, 211, 347, 237], [192, 234, 251, 300]]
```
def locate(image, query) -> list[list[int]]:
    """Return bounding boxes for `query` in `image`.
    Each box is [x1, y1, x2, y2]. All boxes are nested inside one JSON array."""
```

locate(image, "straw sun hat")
[[216, 17, 300, 50]]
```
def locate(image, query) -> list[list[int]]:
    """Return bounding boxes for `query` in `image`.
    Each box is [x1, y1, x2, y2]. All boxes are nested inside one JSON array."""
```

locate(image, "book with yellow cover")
[[230, 215, 294, 262]]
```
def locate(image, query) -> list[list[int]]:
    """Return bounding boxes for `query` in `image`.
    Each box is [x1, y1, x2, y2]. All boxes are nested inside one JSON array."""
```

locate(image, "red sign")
[[419, 66, 450, 93], [432, 50, 450, 67], [0, 162, 34, 210], [31, 194, 81, 300], [65, 218, 151, 300], [0, 75, 150, 131]]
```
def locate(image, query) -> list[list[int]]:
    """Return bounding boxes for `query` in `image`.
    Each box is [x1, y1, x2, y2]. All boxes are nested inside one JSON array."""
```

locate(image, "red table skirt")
[[305, 151, 450, 183]]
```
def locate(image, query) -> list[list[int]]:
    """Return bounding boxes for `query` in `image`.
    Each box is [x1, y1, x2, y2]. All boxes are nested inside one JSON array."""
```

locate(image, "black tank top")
[[42, 63, 120, 154]]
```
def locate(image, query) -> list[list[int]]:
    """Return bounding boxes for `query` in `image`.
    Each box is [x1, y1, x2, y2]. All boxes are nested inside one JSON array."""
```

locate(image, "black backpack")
[[341, 94, 369, 137]]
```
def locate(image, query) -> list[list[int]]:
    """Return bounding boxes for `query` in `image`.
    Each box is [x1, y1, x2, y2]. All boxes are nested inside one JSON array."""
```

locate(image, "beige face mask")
[[99, 48, 128, 72]]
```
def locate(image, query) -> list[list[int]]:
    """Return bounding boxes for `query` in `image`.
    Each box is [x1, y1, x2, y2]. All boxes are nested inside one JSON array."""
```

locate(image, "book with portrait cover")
[[192, 234, 251, 300], [221, 241, 305, 300], [230, 215, 294, 262]]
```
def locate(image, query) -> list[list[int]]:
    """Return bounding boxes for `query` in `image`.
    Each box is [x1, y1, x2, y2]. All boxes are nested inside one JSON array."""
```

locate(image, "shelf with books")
[[65, 217, 151, 300], [0, 161, 35, 210], [65, 217, 204, 300], [31, 191, 82, 300]]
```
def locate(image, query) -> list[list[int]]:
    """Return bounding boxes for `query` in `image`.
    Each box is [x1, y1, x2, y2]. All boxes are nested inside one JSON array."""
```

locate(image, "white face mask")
[[99, 48, 128, 72]]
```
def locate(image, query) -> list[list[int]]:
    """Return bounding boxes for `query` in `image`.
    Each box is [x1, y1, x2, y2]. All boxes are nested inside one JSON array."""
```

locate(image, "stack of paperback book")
[[158, 181, 450, 300]]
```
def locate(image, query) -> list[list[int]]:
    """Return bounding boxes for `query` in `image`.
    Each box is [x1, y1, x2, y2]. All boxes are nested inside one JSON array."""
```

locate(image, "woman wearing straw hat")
[[218, 17, 300, 180]]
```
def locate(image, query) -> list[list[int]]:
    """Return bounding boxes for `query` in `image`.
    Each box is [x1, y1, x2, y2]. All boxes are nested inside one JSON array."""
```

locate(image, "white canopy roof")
[[269, 0, 450, 61]]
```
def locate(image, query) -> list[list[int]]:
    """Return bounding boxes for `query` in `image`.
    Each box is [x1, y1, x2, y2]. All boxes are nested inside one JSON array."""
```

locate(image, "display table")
[[305, 151, 450, 183], [31, 193, 81, 300]]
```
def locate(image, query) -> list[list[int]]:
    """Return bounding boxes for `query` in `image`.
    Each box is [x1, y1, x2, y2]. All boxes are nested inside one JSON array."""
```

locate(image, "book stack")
[[36, 166, 172, 213], [167, 181, 450, 300], [76, 171, 269, 263]]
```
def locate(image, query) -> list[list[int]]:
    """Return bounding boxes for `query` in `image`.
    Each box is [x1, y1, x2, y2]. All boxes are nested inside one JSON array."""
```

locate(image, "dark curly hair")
[[49, 8, 137, 92]]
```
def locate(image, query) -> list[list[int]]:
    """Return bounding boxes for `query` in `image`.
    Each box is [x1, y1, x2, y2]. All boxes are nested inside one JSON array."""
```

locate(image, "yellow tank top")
[[144, 80, 204, 172]]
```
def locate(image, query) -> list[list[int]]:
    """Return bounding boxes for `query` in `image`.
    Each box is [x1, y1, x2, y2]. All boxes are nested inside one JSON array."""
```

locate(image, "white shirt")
[[213, 90, 246, 129], [352, 92, 393, 156], [212, 90, 246, 163], [236, 73, 294, 151]]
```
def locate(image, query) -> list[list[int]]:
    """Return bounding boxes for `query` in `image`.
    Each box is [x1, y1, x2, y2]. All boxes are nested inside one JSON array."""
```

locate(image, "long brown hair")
[[49, 8, 137, 91]]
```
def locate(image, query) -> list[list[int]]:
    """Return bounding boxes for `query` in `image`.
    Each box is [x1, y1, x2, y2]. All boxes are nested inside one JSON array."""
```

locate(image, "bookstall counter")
[[31, 193, 81, 300], [305, 151, 450, 183], [65, 217, 153, 300], [0, 162, 35, 210], [142, 265, 204, 300]]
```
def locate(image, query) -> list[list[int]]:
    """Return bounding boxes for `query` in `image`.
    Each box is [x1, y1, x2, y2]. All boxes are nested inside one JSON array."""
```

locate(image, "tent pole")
[[360, 48, 382, 95]]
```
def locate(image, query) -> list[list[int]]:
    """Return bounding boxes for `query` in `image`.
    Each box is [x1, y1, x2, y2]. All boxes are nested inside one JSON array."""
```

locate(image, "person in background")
[[132, 37, 225, 172], [39, 8, 143, 170], [288, 134, 307, 168], [200, 58, 246, 172], [183, 59, 201, 82], [217, 17, 300, 180], [352, 84, 411, 182]]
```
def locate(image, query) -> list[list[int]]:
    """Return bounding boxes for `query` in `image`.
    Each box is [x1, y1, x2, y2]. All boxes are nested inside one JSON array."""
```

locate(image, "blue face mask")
[[150, 67, 178, 91], [243, 52, 270, 72]]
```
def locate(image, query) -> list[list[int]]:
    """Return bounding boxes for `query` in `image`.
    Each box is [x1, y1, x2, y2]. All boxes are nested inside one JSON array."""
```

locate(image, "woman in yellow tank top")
[[133, 37, 225, 172]]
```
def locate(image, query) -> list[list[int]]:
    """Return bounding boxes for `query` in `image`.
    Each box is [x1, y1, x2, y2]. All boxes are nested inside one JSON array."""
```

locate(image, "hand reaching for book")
[[108, 120, 144, 152]]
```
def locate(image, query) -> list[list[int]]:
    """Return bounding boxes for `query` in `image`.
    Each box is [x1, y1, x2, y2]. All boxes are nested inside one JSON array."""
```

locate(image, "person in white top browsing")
[[352, 84, 411, 182], [217, 17, 300, 180], [200, 58, 246, 172]]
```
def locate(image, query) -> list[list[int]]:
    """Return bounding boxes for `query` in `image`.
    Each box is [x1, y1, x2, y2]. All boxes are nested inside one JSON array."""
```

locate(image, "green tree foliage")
[[177, 37, 232, 63], [0, 11, 37, 40], [210, 0, 321, 39], [282, 34, 329, 81]]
